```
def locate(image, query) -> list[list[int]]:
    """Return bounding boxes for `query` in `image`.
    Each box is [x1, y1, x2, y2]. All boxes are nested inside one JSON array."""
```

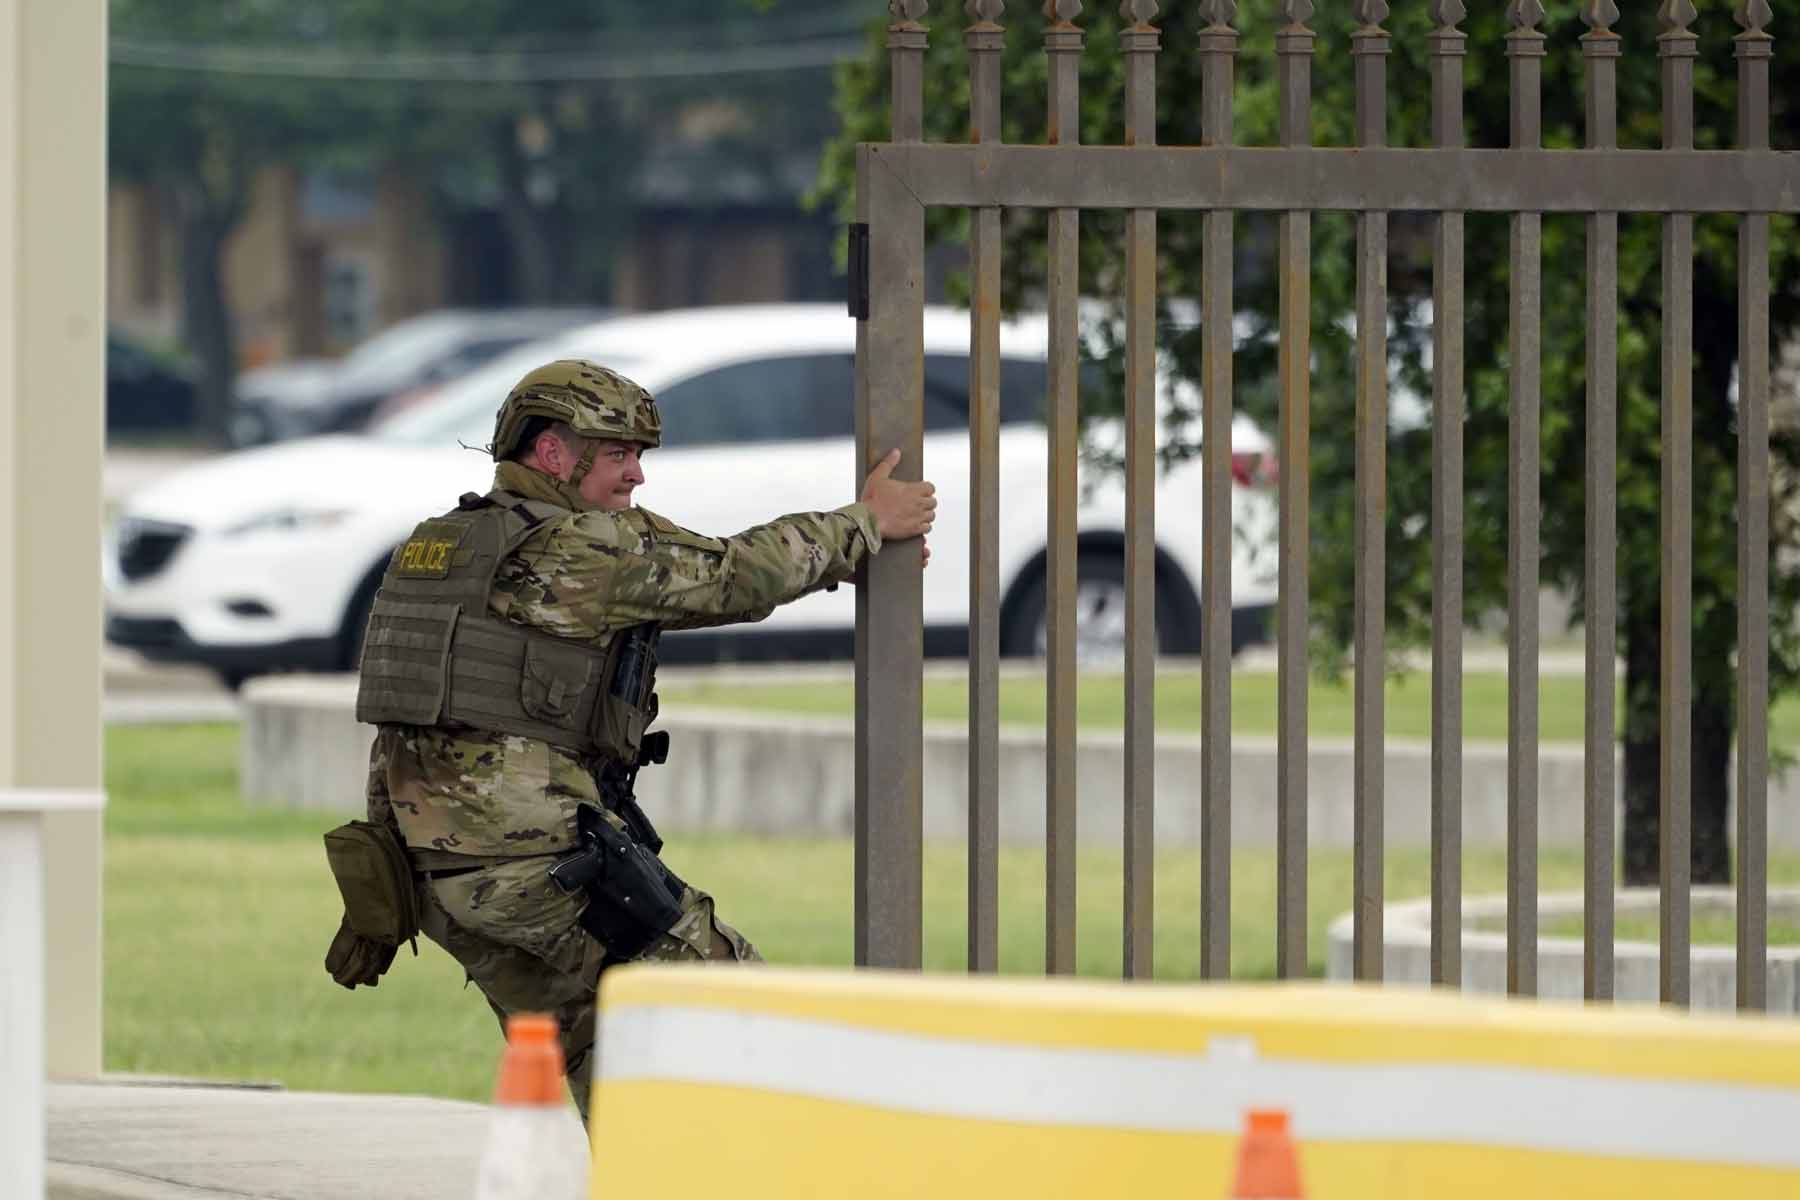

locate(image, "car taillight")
[[1230, 450, 1278, 489]]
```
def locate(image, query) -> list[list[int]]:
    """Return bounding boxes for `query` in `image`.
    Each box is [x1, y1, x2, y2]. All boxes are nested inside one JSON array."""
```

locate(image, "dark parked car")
[[106, 331, 197, 434], [226, 307, 610, 447]]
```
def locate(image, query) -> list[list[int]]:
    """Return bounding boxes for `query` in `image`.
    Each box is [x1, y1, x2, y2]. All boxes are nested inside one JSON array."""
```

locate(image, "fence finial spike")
[[1351, 0, 1389, 29], [967, 0, 1006, 22], [1041, 0, 1082, 26], [1119, 0, 1159, 27], [889, 0, 930, 23], [1735, 0, 1773, 34], [1505, 0, 1545, 29], [1428, 0, 1465, 30], [1657, 0, 1698, 33], [1275, 0, 1313, 27], [1580, 0, 1620, 31], [1197, 0, 1236, 27]]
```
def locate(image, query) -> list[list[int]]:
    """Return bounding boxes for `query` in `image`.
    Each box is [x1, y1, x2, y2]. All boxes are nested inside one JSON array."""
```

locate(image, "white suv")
[[104, 304, 1277, 684]]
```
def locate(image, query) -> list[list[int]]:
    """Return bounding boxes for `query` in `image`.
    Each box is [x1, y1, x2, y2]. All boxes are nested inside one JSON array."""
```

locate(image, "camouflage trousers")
[[416, 855, 759, 1123]]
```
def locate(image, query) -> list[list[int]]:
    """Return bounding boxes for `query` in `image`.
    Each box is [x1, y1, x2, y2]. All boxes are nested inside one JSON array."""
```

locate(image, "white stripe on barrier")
[[599, 1005, 1800, 1169]]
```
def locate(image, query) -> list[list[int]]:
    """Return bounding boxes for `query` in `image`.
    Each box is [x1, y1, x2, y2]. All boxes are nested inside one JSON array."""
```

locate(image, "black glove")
[[324, 915, 400, 989]]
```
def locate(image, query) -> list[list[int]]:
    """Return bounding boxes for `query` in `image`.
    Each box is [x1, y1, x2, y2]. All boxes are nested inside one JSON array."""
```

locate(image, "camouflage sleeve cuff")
[[838, 501, 882, 559]]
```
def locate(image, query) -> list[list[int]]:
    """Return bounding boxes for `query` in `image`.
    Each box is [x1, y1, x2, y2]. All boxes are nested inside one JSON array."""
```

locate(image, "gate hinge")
[[847, 223, 870, 321]]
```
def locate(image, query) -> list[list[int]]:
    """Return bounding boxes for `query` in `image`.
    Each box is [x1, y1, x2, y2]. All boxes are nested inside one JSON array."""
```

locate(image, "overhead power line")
[[110, 33, 869, 84]]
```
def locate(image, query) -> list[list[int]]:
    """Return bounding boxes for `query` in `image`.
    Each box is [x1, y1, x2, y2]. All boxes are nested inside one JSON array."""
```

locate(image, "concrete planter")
[[1326, 887, 1800, 1013]]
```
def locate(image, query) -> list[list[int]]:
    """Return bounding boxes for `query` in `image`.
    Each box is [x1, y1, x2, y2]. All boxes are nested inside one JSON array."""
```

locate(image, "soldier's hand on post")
[[860, 448, 936, 544]]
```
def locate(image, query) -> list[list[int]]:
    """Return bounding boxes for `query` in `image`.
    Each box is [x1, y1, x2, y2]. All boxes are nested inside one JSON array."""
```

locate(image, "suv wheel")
[[999, 549, 1200, 663]]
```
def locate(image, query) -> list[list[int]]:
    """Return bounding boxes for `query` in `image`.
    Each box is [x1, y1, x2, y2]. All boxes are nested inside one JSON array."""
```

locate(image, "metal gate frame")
[[852, 0, 1781, 1010]]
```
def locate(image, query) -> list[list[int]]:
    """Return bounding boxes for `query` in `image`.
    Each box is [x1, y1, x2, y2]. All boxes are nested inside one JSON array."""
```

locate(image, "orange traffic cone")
[[1230, 1108, 1304, 1199], [474, 1013, 586, 1200]]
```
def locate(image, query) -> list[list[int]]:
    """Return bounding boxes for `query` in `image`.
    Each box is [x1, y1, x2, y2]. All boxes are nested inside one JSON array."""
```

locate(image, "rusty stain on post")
[[854, 10, 930, 970], [1197, 0, 1238, 983], [1734, 0, 1773, 1013], [1274, 0, 1314, 983], [1043, 0, 1083, 977], [867, 143, 1800, 214], [1121, 0, 1160, 981], [964, 0, 1004, 976], [1580, 0, 1620, 1005], [1658, 0, 1697, 1010], [1428, 0, 1466, 990], [1504, 0, 1545, 1001], [1350, 0, 1389, 985]]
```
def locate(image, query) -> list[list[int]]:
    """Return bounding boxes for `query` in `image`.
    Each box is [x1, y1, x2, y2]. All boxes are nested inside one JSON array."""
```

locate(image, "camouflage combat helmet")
[[489, 360, 661, 481]]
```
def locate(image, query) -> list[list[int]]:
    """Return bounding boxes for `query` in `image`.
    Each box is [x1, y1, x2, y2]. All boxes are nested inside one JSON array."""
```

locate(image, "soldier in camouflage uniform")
[[355, 359, 935, 1119]]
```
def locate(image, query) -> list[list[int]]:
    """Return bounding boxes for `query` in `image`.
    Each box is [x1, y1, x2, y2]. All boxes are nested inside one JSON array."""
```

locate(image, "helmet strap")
[[568, 440, 599, 488]]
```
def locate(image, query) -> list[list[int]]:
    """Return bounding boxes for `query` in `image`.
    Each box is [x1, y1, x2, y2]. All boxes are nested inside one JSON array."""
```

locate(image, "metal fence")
[[851, 0, 1781, 1010]]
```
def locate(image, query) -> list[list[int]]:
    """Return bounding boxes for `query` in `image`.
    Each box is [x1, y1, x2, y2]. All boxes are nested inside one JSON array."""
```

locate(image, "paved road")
[[102, 648, 239, 725]]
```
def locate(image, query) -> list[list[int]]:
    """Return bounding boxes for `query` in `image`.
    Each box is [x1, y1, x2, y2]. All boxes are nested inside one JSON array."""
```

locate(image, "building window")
[[323, 255, 374, 346]]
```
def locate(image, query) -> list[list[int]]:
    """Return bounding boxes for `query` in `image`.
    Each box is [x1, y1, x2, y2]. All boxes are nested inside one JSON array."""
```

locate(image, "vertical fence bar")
[[1580, 0, 1620, 1004], [1426, 0, 1466, 990], [1274, 0, 1314, 983], [965, 0, 1005, 975], [1197, 0, 1238, 982], [1043, 0, 1084, 976], [1658, 0, 1697, 1009], [1503, 0, 1545, 999], [1349, 0, 1389, 983], [1734, 0, 1773, 1013], [1121, 0, 1161, 981], [853, 0, 930, 969]]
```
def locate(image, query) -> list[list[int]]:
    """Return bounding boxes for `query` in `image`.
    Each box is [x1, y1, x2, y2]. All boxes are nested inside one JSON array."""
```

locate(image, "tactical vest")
[[355, 490, 658, 764]]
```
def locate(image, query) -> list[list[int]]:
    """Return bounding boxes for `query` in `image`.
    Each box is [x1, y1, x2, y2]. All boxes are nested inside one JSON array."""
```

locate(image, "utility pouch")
[[322, 820, 419, 989], [549, 804, 685, 961], [520, 640, 594, 725], [592, 624, 659, 764]]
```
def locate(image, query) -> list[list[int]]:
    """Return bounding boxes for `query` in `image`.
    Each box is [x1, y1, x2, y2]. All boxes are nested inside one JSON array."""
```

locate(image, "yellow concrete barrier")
[[589, 966, 1800, 1199]]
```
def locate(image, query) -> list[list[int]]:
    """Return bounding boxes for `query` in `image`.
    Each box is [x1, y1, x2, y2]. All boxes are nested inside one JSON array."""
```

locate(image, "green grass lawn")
[[663, 668, 1800, 749], [104, 721, 1800, 1102]]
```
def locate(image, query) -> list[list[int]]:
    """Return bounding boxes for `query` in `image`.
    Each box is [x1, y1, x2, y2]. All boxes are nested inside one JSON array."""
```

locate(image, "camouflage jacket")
[[365, 460, 881, 857]]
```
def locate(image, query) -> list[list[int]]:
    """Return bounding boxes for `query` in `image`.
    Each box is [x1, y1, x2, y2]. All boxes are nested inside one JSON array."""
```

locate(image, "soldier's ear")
[[531, 429, 565, 475]]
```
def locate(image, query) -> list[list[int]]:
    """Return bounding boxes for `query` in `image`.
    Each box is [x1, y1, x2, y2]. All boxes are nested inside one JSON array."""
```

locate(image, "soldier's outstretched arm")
[[517, 450, 936, 633], [629, 449, 935, 625], [597, 500, 885, 629]]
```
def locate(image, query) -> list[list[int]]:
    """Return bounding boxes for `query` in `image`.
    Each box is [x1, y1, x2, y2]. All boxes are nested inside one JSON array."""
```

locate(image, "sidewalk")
[[47, 1080, 586, 1200]]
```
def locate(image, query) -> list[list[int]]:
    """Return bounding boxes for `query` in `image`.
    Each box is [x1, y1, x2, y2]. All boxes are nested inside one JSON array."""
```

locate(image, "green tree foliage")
[[819, 2, 1800, 884], [110, 0, 362, 440], [110, 0, 851, 442]]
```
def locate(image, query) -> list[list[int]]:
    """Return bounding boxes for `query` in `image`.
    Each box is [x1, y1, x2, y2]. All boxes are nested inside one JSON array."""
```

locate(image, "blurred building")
[[108, 165, 446, 367], [106, 139, 841, 369]]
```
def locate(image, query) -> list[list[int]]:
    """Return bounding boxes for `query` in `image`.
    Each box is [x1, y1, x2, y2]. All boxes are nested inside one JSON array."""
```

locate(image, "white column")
[[0, 790, 104, 1200], [0, 0, 109, 1085]]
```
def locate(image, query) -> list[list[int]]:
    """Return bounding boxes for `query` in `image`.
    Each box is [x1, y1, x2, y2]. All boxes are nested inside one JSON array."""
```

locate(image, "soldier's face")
[[577, 439, 646, 510]]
